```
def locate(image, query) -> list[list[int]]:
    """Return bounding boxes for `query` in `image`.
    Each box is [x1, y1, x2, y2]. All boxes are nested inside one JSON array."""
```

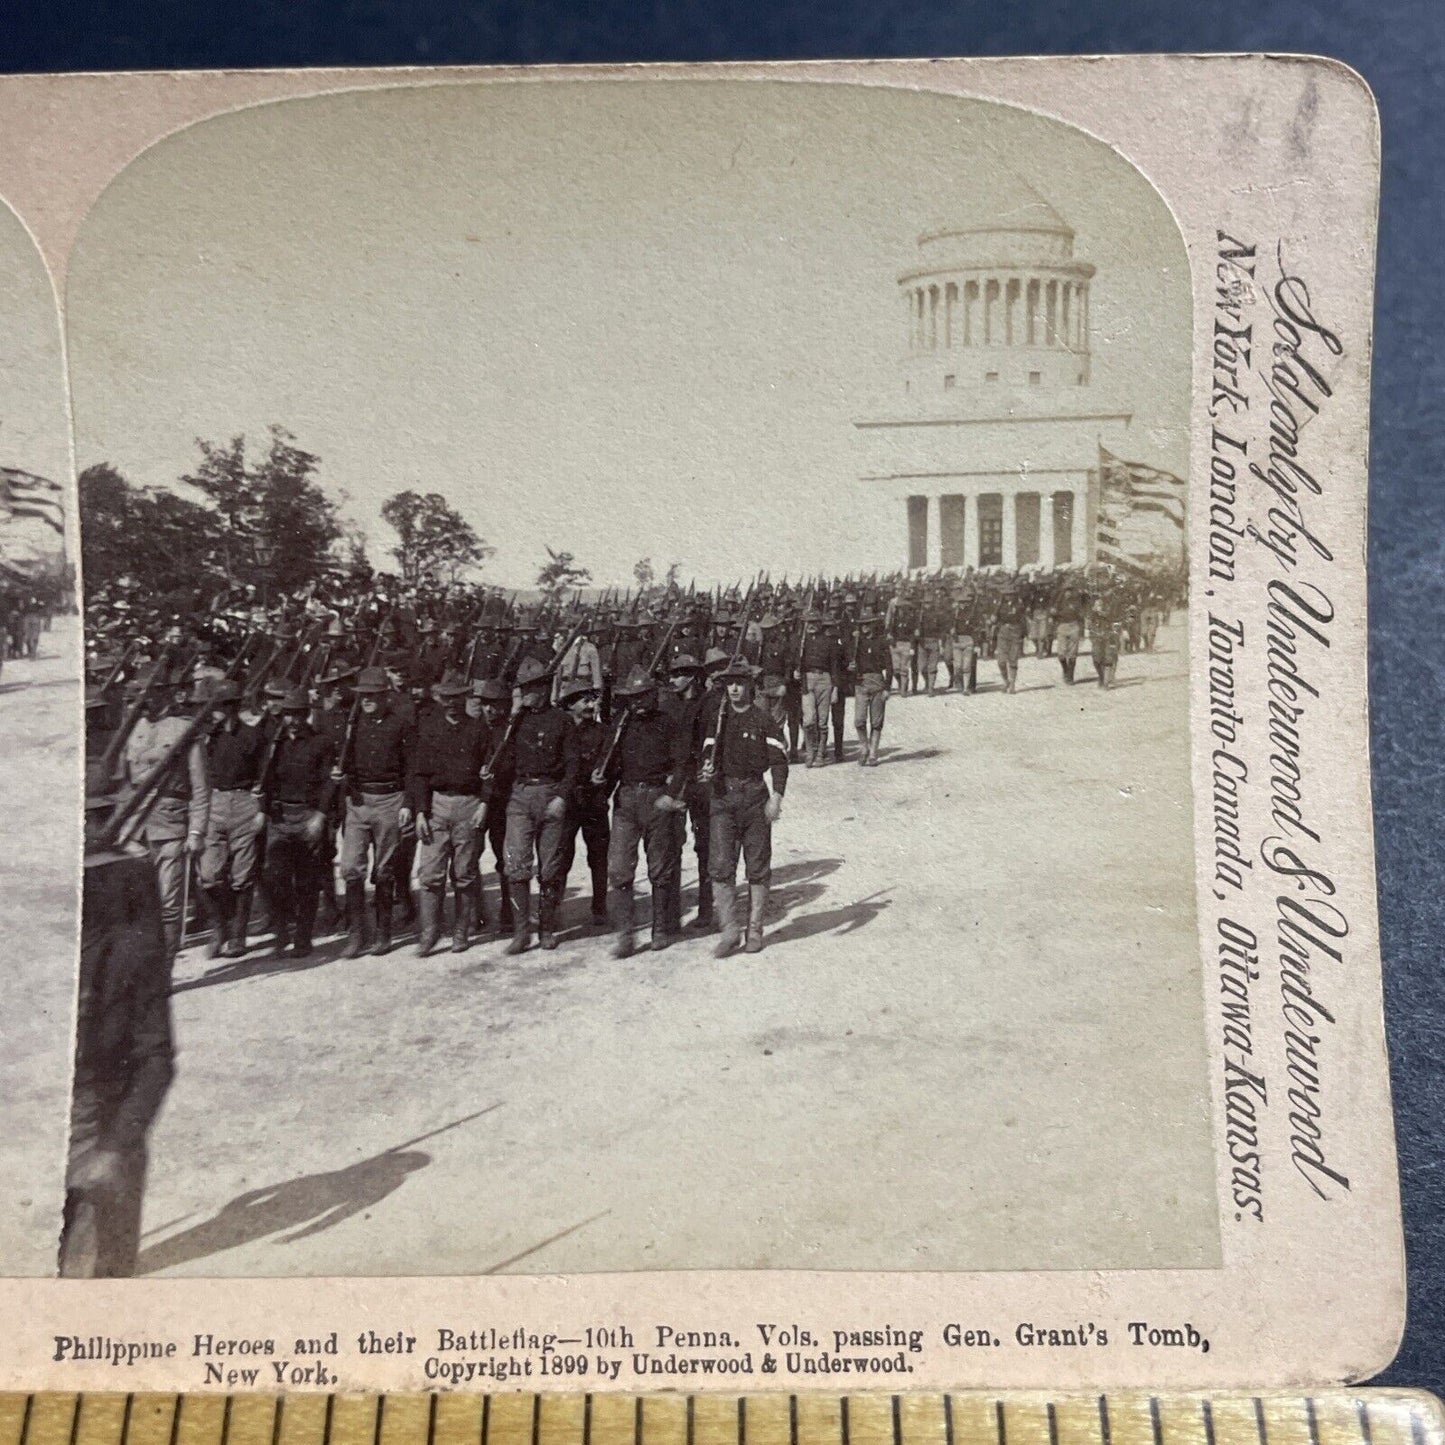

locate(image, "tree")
[[537, 547, 591, 601], [79, 461, 230, 600], [665, 561, 683, 588], [380, 488, 494, 586], [181, 426, 342, 596], [633, 557, 655, 589]]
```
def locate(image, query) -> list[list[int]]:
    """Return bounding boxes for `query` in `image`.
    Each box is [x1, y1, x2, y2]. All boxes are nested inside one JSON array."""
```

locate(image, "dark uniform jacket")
[[601, 709, 688, 794], [266, 724, 336, 810], [495, 705, 578, 787], [206, 718, 266, 790], [348, 705, 414, 790], [410, 711, 491, 813], [702, 703, 789, 795]]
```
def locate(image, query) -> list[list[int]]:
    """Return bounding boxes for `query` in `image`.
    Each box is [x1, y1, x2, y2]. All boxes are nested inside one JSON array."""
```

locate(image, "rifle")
[[94, 706, 211, 853], [95, 640, 198, 785], [701, 584, 759, 780], [98, 639, 140, 698]]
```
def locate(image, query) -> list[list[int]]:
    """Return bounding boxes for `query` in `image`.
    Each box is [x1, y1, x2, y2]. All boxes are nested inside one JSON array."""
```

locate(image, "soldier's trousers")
[[503, 781, 567, 885], [682, 778, 711, 881], [417, 791, 482, 891], [1055, 622, 1082, 661], [339, 789, 402, 886], [889, 642, 913, 693], [801, 670, 834, 731], [607, 783, 678, 891], [60, 1090, 148, 1279], [853, 674, 887, 732], [264, 804, 327, 943], [559, 791, 610, 890], [919, 638, 943, 684], [951, 638, 976, 692], [709, 778, 772, 885], [199, 788, 262, 894], [996, 623, 1024, 666], [760, 678, 788, 734], [143, 798, 193, 954], [1092, 630, 1121, 675]]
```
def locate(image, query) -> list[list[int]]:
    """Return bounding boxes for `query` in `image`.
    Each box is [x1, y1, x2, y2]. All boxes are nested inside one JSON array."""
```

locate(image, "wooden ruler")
[[1, 1393, 1441, 1445]]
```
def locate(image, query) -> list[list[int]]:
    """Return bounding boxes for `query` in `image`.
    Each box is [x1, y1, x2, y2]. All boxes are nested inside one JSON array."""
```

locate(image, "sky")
[[63, 78, 1190, 590]]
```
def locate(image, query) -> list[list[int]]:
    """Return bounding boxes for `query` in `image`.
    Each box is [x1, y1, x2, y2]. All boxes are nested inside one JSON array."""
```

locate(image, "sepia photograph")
[[31, 77, 1217, 1281]]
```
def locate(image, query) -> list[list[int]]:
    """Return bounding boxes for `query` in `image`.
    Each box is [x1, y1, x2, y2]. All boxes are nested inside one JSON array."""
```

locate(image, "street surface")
[[0, 620, 1220, 1278], [0, 616, 82, 1275], [146, 621, 1218, 1278]]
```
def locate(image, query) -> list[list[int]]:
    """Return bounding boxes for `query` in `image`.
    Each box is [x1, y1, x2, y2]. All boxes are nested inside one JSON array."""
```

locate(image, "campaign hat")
[[278, 686, 311, 712], [472, 677, 511, 702], [435, 671, 472, 699], [615, 666, 657, 698], [667, 653, 703, 673], [720, 656, 755, 682], [320, 662, 358, 687], [559, 676, 599, 703], [703, 646, 731, 673], [516, 657, 550, 689], [354, 666, 390, 694]]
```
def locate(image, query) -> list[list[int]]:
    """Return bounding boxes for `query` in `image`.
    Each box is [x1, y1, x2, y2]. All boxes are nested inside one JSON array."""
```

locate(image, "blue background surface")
[[2, 0, 1440, 1394]]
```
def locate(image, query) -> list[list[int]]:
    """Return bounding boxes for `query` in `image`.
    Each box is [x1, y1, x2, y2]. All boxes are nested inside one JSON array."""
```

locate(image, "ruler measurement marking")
[[1202, 1403, 1215, 1445], [582, 1397, 591, 1445], [1307, 1400, 1322, 1445], [1358, 1404, 1373, 1445], [788, 1399, 797, 1445], [68, 1393, 83, 1445], [1046, 1404, 1058, 1445], [1150, 1400, 1163, 1445], [996, 1401, 1006, 1445], [737, 1400, 745, 1445], [1255, 1400, 1268, 1445], [1099, 1397, 1112, 1445]]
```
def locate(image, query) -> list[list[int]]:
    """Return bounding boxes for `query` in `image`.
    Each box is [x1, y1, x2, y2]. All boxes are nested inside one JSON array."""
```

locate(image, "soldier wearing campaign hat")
[[410, 671, 490, 954], [197, 678, 267, 959], [488, 655, 577, 954], [471, 676, 514, 934], [852, 614, 892, 767], [598, 666, 688, 956], [333, 665, 415, 957], [700, 656, 789, 956], [558, 676, 611, 929], [259, 687, 336, 957], [659, 651, 713, 932]]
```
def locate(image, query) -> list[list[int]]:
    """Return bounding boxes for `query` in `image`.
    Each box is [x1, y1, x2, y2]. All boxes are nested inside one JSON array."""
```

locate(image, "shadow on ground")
[[137, 1106, 500, 1274]]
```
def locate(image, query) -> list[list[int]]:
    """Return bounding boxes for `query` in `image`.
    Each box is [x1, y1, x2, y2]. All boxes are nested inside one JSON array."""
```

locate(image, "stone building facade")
[[855, 181, 1134, 573]]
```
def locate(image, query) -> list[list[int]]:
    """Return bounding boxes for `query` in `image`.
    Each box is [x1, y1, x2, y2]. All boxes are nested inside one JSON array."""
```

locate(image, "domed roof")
[[921, 168, 1071, 245]]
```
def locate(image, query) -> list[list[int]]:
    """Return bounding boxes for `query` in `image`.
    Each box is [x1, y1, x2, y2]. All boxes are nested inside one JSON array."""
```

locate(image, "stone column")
[[1040, 490, 1056, 568], [1071, 486, 1088, 563], [964, 491, 981, 568], [1001, 489, 1018, 570], [928, 496, 943, 570]]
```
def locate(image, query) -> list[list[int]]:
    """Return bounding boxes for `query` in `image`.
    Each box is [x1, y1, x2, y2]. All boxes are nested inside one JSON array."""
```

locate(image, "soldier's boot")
[[804, 725, 820, 768], [713, 884, 742, 959], [538, 882, 561, 951], [687, 877, 716, 933], [744, 883, 769, 954], [292, 889, 317, 957], [371, 882, 395, 956], [342, 880, 367, 958], [833, 729, 845, 764], [664, 875, 683, 938], [451, 885, 476, 954], [650, 882, 673, 952], [590, 864, 609, 927], [162, 914, 183, 964], [611, 884, 636, 959], [202, 887, 230, 960], [416, 888, 444, 957], [1104, 663, 1117, 690], [226, 887, 252, 959], [504, 881, 532, 955], [473, 876, 490, 934], [855, 724, 869, 763], [496, 870, 515, 934], [867, 731, 882, 767]]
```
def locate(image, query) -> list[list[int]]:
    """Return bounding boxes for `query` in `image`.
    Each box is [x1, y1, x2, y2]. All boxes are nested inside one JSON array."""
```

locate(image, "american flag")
[[1095, 447, 1185, 571], [0, 467, 64, 534]]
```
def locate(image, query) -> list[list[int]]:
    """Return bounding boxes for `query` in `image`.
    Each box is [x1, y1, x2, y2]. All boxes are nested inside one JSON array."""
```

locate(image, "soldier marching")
[[81, 557, 1185, 970]]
